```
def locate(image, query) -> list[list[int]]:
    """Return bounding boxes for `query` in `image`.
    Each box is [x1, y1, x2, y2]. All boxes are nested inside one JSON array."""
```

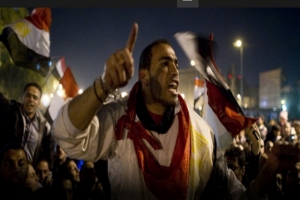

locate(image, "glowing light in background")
[[57, 84, 64, 97], [190, 60, 195, 66], [121, 92, 128, 98], [41, 94, 51, 107]]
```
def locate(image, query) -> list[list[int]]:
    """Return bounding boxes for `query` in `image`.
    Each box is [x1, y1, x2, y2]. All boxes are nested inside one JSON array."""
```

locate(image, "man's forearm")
[[69, 78, 107, 131]]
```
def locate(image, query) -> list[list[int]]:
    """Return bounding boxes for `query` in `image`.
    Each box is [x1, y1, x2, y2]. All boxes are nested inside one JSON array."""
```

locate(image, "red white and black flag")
[[44, 57, 79, 124], [0, 8, 51, 77], [174, 32, 258, 150]]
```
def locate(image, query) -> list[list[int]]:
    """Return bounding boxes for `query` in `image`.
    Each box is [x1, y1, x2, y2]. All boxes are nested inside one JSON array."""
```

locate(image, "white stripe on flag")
[[7, 19, 50, 57], [48, 93, 65, 121], [202, 85, 232, 150], [56, 59, 65, 78]]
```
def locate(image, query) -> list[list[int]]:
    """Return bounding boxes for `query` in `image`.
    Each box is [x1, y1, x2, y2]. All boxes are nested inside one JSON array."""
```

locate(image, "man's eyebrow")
[[158, 56, 178, 62], [25, 92, 39, 98]]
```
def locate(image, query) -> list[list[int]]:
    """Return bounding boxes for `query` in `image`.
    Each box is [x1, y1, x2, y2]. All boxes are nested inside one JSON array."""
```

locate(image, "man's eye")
[[162, 62, 168, 66], [19, 161, 26, 167]]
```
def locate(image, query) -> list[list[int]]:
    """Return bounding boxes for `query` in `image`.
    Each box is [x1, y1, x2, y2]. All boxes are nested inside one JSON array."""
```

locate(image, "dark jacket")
[[0, 92, 55, 169]]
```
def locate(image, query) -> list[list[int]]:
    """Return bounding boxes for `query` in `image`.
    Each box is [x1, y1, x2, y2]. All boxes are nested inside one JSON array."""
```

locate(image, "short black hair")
[[0, 143, 27, 164], [271, 124, 281, 132], [35, 157, 50, 169], [23, 82, 43, 98], [139, 39, 172, 71], [224, 145, 246, 167], [55, 158, 79, 181]]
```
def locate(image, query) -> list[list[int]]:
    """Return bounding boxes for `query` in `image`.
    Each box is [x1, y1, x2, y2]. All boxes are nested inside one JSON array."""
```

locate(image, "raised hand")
[[245, 124, 261, 155], [102, 23, 138, 91]]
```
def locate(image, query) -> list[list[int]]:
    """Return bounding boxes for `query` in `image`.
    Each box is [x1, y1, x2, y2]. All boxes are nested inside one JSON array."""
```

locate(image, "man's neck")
[[148, 110, 163, 124], [146, 103, 166, 115], [22, 106, 36, 120]]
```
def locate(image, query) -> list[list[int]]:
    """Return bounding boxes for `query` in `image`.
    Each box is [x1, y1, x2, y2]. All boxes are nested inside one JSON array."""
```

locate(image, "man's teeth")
[[169, 83, 177, 88]]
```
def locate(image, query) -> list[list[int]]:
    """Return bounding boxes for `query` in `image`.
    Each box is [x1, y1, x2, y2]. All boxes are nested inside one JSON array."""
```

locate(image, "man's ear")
[[139, 69, 150, 86]]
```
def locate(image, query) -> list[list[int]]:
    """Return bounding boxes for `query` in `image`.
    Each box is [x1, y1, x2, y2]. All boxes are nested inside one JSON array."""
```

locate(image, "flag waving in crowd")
[[0, 7, 80, 124], [174, 32, 259, 150], [44, 57, 79, 124], [0, 7, 51, 77]]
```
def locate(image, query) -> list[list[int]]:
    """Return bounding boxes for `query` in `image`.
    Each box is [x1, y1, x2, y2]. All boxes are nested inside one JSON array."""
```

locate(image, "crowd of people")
[[0, 82, 105, 200], [225, 111, 300, 199], [1, 22, 300, 200]]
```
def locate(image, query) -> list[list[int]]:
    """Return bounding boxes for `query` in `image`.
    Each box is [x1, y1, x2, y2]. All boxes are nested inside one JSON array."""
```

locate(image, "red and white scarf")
[[115, 82, 191, 200]]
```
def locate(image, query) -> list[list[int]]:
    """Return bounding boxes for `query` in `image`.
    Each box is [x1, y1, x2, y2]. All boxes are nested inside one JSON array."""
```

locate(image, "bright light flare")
[[41, 94, 51, 107], [190, 60, 195, 66], [234, 40, 242, 47]]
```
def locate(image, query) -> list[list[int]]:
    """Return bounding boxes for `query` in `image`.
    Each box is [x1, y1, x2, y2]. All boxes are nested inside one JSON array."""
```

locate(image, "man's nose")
[[30, 95, 36, 101], [170, 63, 178, 76]]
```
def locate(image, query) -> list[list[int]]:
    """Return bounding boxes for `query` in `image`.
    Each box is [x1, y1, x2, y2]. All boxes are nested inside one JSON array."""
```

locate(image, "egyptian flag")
[[174, 32, 258, 150], [0, 8, 51, 77], [44, 59, 79, 124], [51, 56, 68, 80]]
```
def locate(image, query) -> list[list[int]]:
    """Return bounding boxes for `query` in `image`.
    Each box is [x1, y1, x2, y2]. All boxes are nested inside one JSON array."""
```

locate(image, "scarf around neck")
[[115, 81, 191, 200], [135, 84, 175, 134]]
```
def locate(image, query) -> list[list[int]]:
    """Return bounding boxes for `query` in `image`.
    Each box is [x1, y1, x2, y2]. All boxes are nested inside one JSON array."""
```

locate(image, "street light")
[[234, 40, 243, 107]]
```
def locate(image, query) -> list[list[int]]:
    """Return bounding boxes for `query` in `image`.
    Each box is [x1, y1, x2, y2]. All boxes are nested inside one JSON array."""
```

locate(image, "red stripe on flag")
[[60, 67, 79, 100], [206, 80, 257, 137], [25, 8, 51, 32]]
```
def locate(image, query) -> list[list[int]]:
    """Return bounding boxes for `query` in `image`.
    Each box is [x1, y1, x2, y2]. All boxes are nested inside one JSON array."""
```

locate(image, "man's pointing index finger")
[[126, 22, 138, 53]]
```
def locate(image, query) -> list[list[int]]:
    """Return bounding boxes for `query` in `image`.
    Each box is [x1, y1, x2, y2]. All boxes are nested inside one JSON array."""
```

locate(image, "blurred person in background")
[[25, 163, 43, 192], [256, 114, 268, 141], [265, 124, 282, 144], [74, 161, 104, 200], [0, 82, 56, 168], [35, 158, 53, 187], [53, 145, 68, 179], [0, 143, 31, 199], [224, 145, 246, 184]]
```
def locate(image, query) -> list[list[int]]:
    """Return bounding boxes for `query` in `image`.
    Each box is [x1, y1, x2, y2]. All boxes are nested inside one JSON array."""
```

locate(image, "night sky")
[[45, 8, 300, 93]]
